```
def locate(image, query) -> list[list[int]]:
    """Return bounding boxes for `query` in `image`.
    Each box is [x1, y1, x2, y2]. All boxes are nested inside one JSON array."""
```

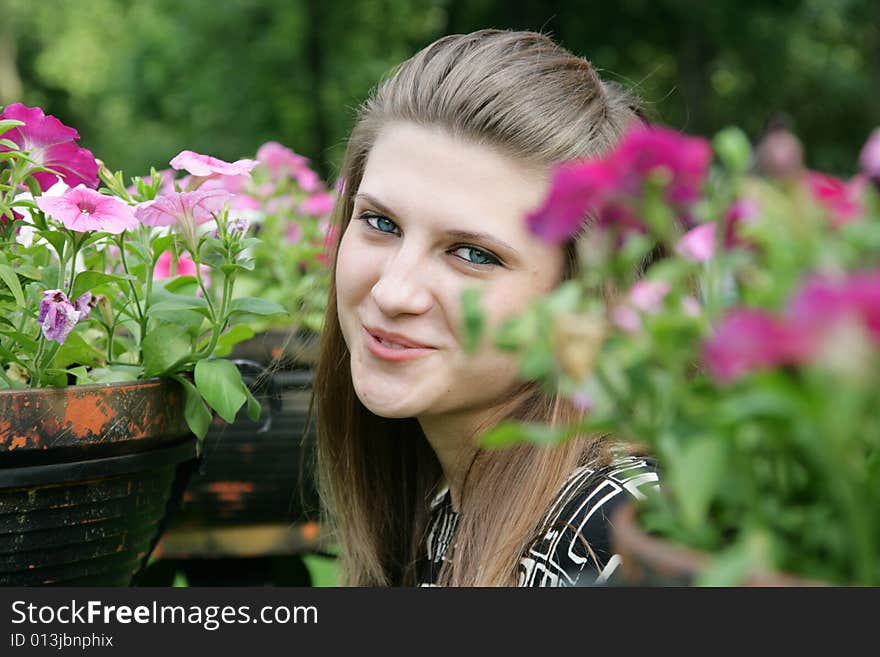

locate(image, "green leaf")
[[142, 323, 192, 376], [89, 365, 142, 383], [53, 331, 104, 369], [713, 126, 752, 175], [0, 264, 25, 307], [194, 358, 247, 424], [173, 375, 213, 440], [0, 119, 25, 136], [72, 271, 129, 299], [68, 365, 95, 385], [227, 297, 288, 317], [480, 420, 565, 448], [667, 435, 726, 531], [202, 323, 254, 357], [244, 385, 261, 422], [460, 287, 484, 353], [147, 296, 211, 319], [35, 230, 68, 258]]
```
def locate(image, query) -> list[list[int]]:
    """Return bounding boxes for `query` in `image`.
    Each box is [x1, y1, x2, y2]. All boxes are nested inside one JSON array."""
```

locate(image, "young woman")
[[311, 29, 659, 587]]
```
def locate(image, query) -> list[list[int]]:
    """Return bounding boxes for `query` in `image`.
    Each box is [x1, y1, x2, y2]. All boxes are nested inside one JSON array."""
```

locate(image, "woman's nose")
[[370, 246, 433, 316]]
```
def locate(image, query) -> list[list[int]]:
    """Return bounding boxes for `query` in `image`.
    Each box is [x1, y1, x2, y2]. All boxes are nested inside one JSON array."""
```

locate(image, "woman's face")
[[335, 122, 564, 424]]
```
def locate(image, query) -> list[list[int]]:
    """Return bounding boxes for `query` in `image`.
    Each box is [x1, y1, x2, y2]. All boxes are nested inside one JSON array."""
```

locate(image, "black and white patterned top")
[[417, 456, 660, 587]]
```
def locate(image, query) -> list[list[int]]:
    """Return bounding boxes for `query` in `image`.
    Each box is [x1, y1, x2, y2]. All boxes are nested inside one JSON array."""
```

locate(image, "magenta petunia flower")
[[37, 289, 81, 344], [611, 124, 713, 205], [298, 191, 335, 216], [703, 309, 812, 383], [526, 124, 711, 244], [256, 141, 310, 179], [526, 161, 616, 243], [805, 171, 864, 226], [859, 129, 880, 183], [170, 150, 257, 178], [135, 189, 232, 227], [0, 103, 99, 190], [35, 185, 136, 233]]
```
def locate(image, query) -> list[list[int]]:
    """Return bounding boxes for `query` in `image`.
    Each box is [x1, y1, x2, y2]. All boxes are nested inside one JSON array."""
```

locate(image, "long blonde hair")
[[310, 29, 642, 586]]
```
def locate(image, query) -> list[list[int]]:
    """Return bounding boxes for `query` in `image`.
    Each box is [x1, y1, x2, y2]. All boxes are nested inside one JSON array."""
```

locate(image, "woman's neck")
[[418, 413, 483, 514]]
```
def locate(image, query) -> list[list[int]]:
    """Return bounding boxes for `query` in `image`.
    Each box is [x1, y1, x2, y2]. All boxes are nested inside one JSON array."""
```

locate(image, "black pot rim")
[[0, 376, 179, 398], [0, 440, 197, 489]]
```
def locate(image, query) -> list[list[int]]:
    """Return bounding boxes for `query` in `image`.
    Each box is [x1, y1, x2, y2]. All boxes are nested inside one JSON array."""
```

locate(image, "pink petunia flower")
[[629, 280, 671, 314], [153, 250, 210, 287], [135, 189, 232, 227], [298, 191, 335, 217], [256, 141, 310, 179], [805, 171, 864, 226], [676, 223, 717, 262], [170, 150, 257, 178], [0, 103, 99, 190], [37, 289, 82, 344], [35, 185, 136, 233], [285, 223, 302, 245]]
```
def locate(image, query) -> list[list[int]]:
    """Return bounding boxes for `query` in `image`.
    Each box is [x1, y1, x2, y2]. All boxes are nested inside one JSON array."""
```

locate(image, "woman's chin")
[[354, 385, 423, 419]]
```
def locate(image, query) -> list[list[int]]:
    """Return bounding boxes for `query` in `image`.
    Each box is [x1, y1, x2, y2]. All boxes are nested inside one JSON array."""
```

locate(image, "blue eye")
[[360, 212, 399, 235], [450, 246, 500, 267]]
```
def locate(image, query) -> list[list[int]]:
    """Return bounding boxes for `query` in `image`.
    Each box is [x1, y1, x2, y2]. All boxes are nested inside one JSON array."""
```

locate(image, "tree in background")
[[2, 0, 877, 176]]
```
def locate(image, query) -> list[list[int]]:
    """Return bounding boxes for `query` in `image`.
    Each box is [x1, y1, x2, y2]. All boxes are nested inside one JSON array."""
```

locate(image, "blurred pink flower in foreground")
[[35, 185, 136, 233], [0, 103, 98, 191], [676, 223, 716, 263], [703, 309, 811, 383], [859, 129, 880, 183], [704, 268, 880, 383], [170, 150, 257, 179], [805, 171, 864, 226], [527, 124, 711, 243]]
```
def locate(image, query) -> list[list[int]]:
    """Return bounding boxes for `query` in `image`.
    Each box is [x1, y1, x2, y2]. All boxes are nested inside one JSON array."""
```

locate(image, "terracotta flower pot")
[[610, 503, 825, 586], [0, 379, 197, 586]]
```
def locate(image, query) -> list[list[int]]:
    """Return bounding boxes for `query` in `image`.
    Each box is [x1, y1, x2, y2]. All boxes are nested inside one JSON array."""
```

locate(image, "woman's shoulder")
[[518, 455, 660, 587]]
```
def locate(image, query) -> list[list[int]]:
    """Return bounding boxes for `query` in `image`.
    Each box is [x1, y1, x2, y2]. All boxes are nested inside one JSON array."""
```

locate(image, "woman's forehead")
[[357, 122, 553, 246]]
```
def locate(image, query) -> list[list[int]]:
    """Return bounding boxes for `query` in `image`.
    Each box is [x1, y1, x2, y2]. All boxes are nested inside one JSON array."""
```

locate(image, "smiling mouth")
[[374, 335, 409, 349]]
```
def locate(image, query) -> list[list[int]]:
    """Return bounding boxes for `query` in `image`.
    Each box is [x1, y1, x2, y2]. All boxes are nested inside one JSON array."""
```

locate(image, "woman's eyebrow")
[[355, 192, 522, 258]]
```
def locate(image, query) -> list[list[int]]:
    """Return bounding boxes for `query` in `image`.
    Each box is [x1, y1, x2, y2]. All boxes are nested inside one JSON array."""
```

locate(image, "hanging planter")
[[0, 379, 197, 586]]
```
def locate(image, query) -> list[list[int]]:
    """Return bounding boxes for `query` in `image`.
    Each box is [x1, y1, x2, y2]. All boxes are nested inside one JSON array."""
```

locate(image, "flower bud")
[[859, 128, 880, 186], [95, 294, 114, 327], [754, 122, 804, 181], [551, 312, 608, 382]]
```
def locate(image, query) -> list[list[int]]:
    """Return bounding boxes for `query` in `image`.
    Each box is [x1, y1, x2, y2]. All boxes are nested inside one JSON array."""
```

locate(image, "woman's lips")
[[363, 326, 438, 362]]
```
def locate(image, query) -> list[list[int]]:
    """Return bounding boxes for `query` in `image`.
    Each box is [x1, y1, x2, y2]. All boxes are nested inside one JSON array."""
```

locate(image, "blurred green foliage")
[[2, 0, 877, 177]]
